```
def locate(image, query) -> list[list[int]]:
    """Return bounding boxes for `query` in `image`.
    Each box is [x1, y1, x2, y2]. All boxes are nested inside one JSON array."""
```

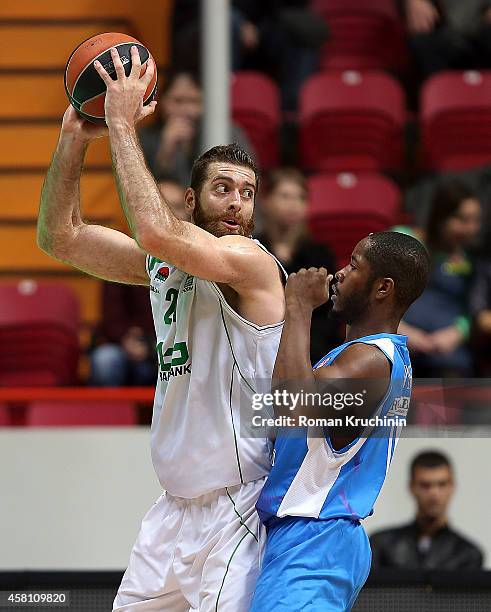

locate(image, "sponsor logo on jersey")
[[156, 341, 191, 381], [156, 266, 170, 281], [159, 364, 192, 381], [387, 395, 410, 418], [182, 275, 195, 293]]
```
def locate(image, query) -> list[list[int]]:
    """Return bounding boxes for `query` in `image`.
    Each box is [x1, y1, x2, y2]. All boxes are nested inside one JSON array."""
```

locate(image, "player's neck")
[[416, 513, 448, 536], [345, 318, 399, 342]]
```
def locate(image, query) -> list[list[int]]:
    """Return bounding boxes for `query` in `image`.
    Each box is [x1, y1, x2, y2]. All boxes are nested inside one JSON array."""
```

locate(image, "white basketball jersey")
[[145, 243, 284, 498]]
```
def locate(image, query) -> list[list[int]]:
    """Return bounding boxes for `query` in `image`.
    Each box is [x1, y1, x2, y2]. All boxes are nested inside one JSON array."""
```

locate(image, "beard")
[[192, 193, 254, 238], [329, 280, 372, 325]]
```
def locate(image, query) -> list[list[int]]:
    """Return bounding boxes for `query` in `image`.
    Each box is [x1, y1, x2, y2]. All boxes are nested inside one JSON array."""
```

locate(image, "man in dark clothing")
[[401, 0, 491, 79], [370, 450, 483, 570]]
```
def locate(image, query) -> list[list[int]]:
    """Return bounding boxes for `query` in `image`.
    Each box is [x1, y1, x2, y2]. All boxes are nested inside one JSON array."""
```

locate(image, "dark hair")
[[426, 180, 477, 251], [363, 231, 430, 310], [410, 450, 452, 479], [153, 69, 202, 127], [160, 68, 201, 98], [267, 167, 307, 195], [190, 143, 259, 197]]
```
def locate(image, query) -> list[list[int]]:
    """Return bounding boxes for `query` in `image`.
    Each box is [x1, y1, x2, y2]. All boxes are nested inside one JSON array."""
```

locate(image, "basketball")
[[64, 32, 158, 124]]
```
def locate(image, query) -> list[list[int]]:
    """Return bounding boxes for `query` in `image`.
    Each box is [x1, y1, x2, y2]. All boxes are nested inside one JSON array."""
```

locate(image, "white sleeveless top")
[[146, 242, 285, 498]]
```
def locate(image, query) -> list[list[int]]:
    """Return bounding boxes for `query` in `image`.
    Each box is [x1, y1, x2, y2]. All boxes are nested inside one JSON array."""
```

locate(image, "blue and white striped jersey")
[[256, 334, 412, 525]]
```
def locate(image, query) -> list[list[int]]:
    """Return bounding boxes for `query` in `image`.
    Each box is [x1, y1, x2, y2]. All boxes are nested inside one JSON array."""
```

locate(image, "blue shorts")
[[250, 517, 371, 612]]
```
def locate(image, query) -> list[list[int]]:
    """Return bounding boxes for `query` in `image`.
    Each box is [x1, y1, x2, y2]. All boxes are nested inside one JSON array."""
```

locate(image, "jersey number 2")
[[164, 288, 178, 324]]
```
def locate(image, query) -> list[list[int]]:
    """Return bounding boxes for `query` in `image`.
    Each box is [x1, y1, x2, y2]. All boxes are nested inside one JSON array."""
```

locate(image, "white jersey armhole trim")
[[209, 282, 284, 334], [207, 239, 286, 334]]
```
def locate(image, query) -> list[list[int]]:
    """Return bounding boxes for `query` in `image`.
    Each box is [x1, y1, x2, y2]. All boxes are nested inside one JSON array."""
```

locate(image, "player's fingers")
[[325, 274, 333, 292], [110, 47, 126, 80], [129, 45, 141, 78], [93, 60, 112, 86], [141, 57, 156, 87], [140, 101, 157, 119]]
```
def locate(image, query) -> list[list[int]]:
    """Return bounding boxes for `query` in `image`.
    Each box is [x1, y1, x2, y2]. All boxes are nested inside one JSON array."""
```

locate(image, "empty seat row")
[[232, 69, 491, 173], [231, 69, 405, 172], [4, 69, 489, 174]]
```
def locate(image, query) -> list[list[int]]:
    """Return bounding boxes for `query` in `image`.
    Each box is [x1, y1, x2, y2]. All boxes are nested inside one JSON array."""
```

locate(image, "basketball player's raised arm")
[[38, 106, 149, 285], [96, 48, 276, 289]]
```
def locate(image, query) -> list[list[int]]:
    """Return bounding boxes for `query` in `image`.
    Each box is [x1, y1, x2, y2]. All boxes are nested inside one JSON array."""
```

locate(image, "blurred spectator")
[[404, 167, 491, 254], [370, 450, 483, 570], [231, 1, 328, 110], [89, 285, 156, 387], [90, 178, 188, 386], [157, 175, 188, 221], [171, 1, 328, 111], [470, 257, 491, 374], [138, 70, 253, 186], [402, 0, 491, 82], [255, 168, 341, 361], [397, 180, 481, 376]]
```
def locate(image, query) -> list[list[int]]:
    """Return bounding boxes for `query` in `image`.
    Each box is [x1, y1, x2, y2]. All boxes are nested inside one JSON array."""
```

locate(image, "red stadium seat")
[[0, 280, 78, 332], [300, 71, 405, 172], [421, 71, 491, 171], [231, 71, 280, 170], [311, 0, 408, 71], [0, 403, 12, 427], [0, 281, 80, 386], [26, 400, 137, 427], [307, 172, 401, 267]]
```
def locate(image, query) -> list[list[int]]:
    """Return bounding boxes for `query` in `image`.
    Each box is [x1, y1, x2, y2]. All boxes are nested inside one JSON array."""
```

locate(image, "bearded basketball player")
[[38, 48, 285, 611]]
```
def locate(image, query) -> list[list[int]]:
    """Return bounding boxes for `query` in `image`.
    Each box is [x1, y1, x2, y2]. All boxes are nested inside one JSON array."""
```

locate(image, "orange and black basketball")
[[64, 32, 158, 124]]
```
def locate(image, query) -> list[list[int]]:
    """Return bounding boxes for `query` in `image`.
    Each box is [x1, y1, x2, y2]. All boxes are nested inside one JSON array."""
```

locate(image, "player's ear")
[[376, 277, 395, 300], [185, 187, 196, 215]]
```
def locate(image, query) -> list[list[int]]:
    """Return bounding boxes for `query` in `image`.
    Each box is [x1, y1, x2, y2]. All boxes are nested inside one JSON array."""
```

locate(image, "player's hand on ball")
[[286, 268, 333, 311], [93, 45, 157, 129], [61, 105, 107, 142]]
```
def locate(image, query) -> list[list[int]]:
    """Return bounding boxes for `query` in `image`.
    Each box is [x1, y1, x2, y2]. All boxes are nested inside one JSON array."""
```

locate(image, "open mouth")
[[222, 219, 240, 230]]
